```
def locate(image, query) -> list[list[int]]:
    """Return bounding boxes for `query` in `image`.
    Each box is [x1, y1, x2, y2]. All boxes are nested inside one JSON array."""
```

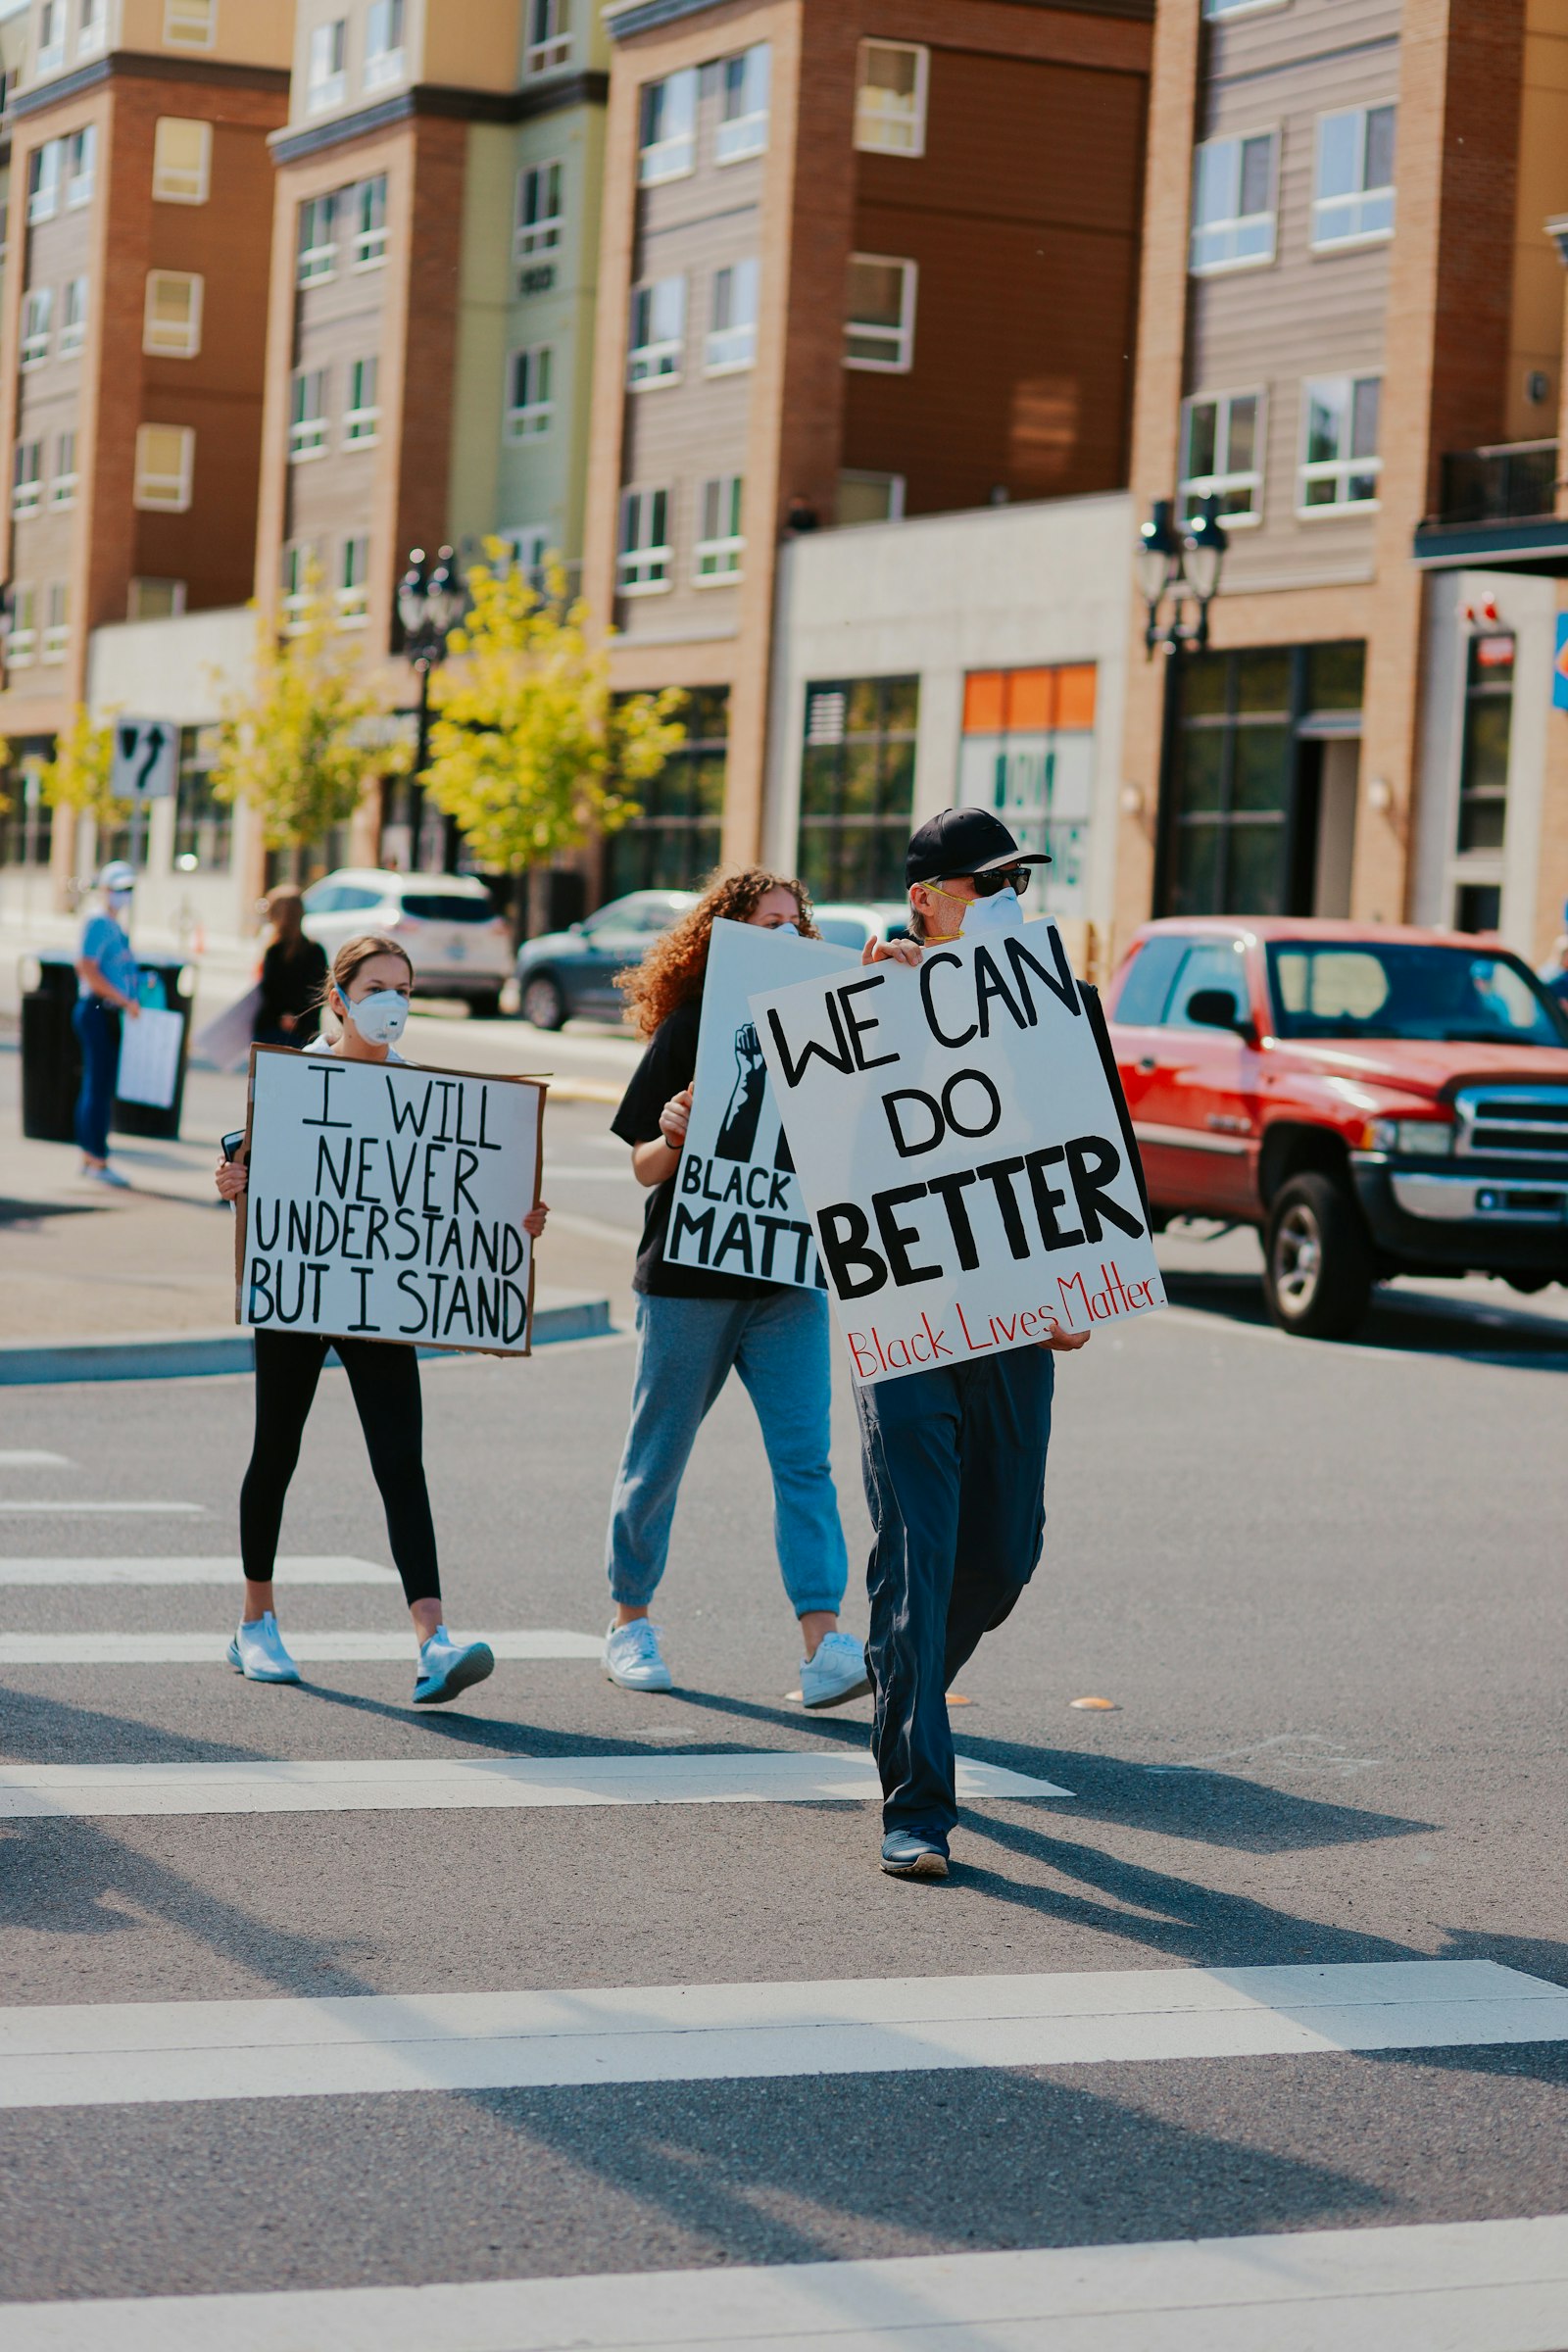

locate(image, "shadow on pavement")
[[1162, 1265, 1568, 1369]]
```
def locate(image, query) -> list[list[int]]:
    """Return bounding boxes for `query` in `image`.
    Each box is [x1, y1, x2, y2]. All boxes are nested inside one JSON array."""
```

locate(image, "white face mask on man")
[[345, 989, 409, 1047], [959, 886, 1024, 939]]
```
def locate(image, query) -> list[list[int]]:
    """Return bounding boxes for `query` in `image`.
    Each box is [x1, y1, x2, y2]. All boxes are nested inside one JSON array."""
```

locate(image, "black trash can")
[[114, 957, 195, 1141], [19, 954, 81, 1143]]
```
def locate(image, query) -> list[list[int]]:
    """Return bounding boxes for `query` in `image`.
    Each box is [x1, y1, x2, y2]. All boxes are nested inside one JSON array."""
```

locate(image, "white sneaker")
[[83, 1164, 131, 1190], [801, 1630, 872, 1710], [226, 1612, 302, 1685], [604, 1618, 673, 1691]]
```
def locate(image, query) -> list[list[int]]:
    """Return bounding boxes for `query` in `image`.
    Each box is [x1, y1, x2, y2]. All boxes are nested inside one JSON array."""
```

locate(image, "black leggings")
[[240, 1331, 441, 1607]]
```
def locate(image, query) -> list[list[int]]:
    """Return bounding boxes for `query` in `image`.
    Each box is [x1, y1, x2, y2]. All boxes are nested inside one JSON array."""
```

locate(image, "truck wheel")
[[466, 991, 504, 1021], [1263, 1173, 1375, 1339]]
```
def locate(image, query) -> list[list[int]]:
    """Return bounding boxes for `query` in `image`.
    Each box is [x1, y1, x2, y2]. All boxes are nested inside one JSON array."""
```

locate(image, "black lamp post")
[[395, 543, 465, 872], [1136, 493, 1227, 912]]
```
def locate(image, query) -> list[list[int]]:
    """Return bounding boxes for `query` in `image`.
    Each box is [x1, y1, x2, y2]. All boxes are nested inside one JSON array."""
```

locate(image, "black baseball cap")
[[906, 807, 1051, 887]]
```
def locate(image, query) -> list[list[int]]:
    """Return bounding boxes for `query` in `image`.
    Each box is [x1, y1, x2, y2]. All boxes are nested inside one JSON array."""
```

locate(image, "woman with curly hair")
[[601, 868, 866, 1709]]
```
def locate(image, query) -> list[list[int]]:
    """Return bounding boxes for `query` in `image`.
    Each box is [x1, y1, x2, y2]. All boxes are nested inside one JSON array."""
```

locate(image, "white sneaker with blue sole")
[[414, 1627, 495, 1705], [604, 1618, 673, 1691], [226, 1613, 302, 1685], [801, 1630, 872, 1710]]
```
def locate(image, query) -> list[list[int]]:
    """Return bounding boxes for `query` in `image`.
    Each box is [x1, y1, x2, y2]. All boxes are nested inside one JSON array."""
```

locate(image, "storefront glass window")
[[957, 664, 1097, 917], [604, 686, 727, 895], [797, 675, 917, 902]]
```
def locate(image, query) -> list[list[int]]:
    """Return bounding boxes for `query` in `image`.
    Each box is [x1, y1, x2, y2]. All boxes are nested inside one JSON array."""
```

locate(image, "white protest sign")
[[663, 919, 860, 1289], [751, 920, 1164, 1384], [115, 1005, 183, 1108], [239, 1049, 543, 1353]]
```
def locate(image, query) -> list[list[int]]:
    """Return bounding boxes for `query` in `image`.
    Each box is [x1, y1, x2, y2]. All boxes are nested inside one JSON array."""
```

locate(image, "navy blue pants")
[[857, 1347, 1054, 1844], [73, 999, 121, 1161]]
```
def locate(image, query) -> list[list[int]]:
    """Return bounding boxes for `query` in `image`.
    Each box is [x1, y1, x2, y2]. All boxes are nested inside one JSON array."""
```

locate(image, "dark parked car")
[[514, 890, 695, 1030]]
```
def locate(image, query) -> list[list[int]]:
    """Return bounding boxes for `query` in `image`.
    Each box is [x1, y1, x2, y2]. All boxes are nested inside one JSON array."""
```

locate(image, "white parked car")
[[810, 900, 911, 951], [301, 869, 514, 1017]]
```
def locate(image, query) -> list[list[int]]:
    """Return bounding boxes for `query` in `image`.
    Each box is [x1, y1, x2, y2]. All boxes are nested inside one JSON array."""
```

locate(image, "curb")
[[0, 1296, 614, 1386]]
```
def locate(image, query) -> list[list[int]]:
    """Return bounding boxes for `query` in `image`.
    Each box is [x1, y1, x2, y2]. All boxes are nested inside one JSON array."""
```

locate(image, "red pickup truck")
[[1105, 916, 1568, 1338]]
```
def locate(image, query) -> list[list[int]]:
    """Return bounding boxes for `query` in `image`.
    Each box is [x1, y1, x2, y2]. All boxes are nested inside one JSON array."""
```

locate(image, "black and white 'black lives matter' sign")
[[663, 920, 859, 1289], [752, 922, 1165, 1384], [238, 1049, 544, 1353]]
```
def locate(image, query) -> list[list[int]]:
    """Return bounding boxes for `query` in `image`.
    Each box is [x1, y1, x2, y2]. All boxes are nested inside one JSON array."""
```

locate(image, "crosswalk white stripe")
[[0, 1451, 74, 1468], [0, 1557, 399, 1587], [0, 1629, 603, 1663], [2, 1962, 1562, 2110], [0, 1751, 1067, 1819], [0, 1501, 204, 1516], [4, 2216, 1567, 2350]]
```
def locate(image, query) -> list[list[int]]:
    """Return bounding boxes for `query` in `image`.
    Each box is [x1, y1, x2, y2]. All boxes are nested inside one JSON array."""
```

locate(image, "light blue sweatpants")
[[605, 1289, 849, 1618]]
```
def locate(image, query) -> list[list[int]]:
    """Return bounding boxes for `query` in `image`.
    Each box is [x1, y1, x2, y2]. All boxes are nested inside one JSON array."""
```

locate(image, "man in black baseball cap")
[[852, 808, 1089, 1883]]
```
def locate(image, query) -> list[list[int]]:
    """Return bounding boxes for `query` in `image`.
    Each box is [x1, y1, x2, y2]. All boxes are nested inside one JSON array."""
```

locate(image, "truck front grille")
[[1454, 1086, 1568, 1164]]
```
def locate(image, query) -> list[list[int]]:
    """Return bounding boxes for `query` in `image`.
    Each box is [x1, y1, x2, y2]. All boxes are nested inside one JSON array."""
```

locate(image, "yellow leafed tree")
[[420, 546, 685, 872], [37, 709, 127, 828]]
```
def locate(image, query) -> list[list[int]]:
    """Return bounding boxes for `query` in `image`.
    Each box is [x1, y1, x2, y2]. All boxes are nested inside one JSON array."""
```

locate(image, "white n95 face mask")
[[347, 990, 409, 1047], [772, 921, 800, 937], [961, 887, 1024, 939]]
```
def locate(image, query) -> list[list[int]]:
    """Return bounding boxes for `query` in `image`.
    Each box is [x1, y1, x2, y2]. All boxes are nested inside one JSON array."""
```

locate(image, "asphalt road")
[[1, 1053, 1566, 2330]]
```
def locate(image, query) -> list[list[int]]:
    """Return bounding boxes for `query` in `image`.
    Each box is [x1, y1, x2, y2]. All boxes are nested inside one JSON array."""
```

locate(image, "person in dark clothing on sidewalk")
[[254, 885, 329, 1049], [857, 808, 1093, 1881]]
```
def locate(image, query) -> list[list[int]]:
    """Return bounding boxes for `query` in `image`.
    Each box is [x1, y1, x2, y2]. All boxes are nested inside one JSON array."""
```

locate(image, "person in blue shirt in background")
[[74, 859, 140, 1188]]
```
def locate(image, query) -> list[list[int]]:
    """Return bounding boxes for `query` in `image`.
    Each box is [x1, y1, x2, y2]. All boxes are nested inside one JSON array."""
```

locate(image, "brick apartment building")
[[581, 0, 1153, 903], [0, 0, 291, 906], [1117, 0, 1568, 962]]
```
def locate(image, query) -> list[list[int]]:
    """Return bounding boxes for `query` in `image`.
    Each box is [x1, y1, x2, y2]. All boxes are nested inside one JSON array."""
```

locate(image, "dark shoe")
[[880, 1829, 949, 1880]]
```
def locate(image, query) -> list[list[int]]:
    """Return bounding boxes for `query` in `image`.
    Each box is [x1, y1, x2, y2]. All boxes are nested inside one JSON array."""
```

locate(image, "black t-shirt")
[[612, 994, 786, 1300]]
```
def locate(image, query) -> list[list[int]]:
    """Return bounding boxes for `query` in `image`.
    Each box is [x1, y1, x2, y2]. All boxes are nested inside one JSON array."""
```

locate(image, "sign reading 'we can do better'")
[[751, 923, 1165, 1385]]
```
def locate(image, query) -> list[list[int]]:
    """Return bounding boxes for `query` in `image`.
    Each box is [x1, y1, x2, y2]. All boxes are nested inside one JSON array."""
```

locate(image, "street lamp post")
[[1136, 494, 1228, 913], [395, 544, 465, 872]]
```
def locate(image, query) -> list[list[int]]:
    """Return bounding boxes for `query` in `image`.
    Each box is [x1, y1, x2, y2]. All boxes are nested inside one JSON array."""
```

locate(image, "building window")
[[1299, 374, 1381, 510], [143, 270, 202, 357], [20, 289, 53, 369], [297, 195, 335, 282], [281, 540, 315, 631], [628, 275, 685, 386], [27, 141, 62, 222], [798, 677, 919, 901], [1180, 390, 1263, 525], [289, 368, 329, 461], [36, 0, 66, 72], [836, 470, 906, 527], [308, 19, 347, 111], [1454, 629, 1513, 858], [41, 582, 70, 662], [50, 430, 77, 508], [524, 0, 570, 74], [175, 725, 231, 870], [12, 441, 42, 517], [605, 686, 729, 895], [499, 525, 551, 582], [77, 0, 108, 58], [7, 586, 36, 665], [514, 161, 564, 262], [855, 40, 928, 157], [505, 344, 554, 438], [66, 124, 96, 208], [639, 68, 697, 184], [1190, 131, 1277, 273], [617, 487, 671, 595], [134, 422, 195, 510], [338, 534, 370, 626], [127, 578, 186, 621], [1203, 0, 1285, 13], [695, 476, 743, 583], [0, 752, 53, 863], [716, 43, 770, 164], [706, 259, 758, 373], [344, 356, 379, 444], [153, 117, 212, 203], [165, 0, 216, 47], [364, 0, 404, 90], [959, 666, 1097, 916], [1312, 104, 1396, 249], [353, 173, 388, 266], [59, 275, 89, 357], [844, 255, 916, 372]]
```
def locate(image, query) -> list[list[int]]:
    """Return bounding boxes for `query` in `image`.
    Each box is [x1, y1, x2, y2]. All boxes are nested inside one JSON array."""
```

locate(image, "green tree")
[[37, 708, 125, 829], [420, 545, 685, 873], [211, 564, 408, 850]]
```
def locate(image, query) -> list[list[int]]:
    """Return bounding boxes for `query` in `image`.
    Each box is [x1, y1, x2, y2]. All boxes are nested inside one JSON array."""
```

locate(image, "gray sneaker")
[[800, 1630, 872, 1709], [604, 1619, 673, 1691], [226, 1612, 302, 1685]]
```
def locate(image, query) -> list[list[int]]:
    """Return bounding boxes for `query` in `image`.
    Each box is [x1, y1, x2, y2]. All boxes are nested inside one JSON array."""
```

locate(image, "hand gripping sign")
[[236, 1048, 545, 1353], [750, 921, 1165, 1383], [662, 919, 860, 1289]]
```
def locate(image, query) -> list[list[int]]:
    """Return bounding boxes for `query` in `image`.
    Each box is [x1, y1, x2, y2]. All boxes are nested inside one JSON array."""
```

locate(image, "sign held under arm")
[[751, 920, 1165, 1383]]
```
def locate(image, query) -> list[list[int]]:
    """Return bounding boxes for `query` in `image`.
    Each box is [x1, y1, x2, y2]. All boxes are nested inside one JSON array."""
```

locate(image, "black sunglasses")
[[971, 864, 1032, 898]]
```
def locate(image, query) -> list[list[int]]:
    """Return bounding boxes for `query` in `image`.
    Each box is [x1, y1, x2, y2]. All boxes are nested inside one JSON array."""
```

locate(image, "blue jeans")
[[73, 999, 121, 1161], [857, 1348, 1054, 1843], [606, 1289, 849, 1618]]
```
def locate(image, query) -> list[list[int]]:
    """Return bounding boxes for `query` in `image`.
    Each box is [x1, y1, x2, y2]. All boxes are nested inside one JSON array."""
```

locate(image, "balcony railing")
[[1436, 440, 1560, 526]]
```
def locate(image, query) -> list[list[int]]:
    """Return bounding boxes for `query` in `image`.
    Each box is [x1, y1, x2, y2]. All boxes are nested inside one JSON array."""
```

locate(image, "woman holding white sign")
[[602, 870, 865, 1708], [216, 934, 550, 1705]]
